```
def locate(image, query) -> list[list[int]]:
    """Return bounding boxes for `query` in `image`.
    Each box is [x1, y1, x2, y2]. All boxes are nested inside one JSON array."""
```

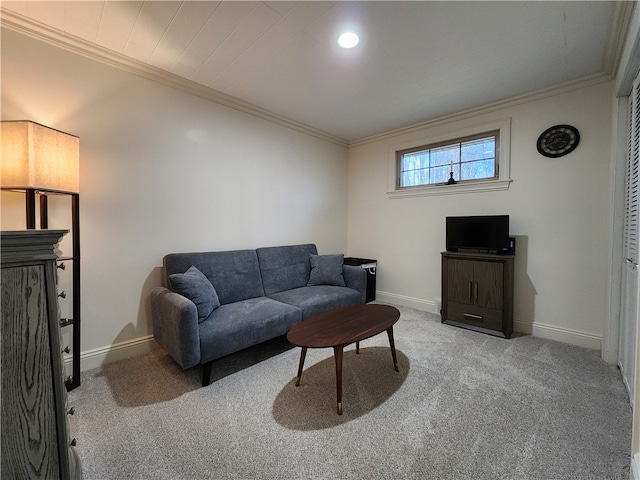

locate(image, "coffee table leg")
[[387, 327, 399, 372], [333, 346, 344, 415], [356, 341, 360, 354], [295, 347, 307, 387]]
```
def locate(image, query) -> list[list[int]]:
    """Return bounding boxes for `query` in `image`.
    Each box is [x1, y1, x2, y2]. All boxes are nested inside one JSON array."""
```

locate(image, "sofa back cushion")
[[164, 249, 264, 305], [256, 244, 318, 295]]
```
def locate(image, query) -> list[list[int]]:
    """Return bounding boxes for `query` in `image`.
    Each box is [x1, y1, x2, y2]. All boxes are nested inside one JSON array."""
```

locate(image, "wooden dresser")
[[1, 230, 82, 479]]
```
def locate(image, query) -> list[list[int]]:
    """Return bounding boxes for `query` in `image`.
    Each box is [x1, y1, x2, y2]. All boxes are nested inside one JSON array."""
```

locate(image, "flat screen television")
[[446, 215, 510, 253]]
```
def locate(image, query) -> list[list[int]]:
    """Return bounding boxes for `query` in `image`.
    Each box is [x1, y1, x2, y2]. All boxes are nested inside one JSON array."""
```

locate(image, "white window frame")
[[387, 117, 512, 199]]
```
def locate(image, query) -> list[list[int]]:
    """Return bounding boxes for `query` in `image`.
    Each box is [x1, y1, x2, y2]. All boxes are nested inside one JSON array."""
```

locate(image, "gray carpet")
[[69, 306, 632, 479]]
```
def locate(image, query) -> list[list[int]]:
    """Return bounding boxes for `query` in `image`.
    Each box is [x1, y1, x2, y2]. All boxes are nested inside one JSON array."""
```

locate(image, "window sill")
[[387, 179, 512, 199]]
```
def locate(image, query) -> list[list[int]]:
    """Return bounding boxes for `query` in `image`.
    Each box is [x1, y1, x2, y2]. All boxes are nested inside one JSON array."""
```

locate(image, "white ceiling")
[[0, 1, 628, 142]]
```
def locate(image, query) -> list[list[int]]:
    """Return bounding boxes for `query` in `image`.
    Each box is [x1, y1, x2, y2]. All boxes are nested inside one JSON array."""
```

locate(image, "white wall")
[[347, 80, 614, 348], [1, 29, 350, 367]]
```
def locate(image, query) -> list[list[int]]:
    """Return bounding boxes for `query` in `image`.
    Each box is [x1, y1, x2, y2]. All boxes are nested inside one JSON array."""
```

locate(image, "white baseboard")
[[65, 334, 159, 372], [70, 294, 603, 372], [632, 453, 640, 480], [375, 291, 436, 312], [376, 290, 602, 350], [513, 319, 601, 350]]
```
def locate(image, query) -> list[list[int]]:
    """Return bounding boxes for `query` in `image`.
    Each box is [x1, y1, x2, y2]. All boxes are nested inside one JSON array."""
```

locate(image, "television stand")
[[440, 251, 514, 338]]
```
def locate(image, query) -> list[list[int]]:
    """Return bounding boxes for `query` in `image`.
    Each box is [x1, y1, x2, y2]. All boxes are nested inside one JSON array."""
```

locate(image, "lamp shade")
[[1, 121, 79, 193]]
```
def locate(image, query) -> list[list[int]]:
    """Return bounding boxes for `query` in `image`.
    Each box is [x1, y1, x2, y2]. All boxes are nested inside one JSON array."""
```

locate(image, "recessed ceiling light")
[[338, 32, 359, 49]]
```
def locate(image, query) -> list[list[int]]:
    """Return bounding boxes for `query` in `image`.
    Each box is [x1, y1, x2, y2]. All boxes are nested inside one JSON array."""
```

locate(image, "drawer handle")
[[463, 313, 483, 321], [60, 318, 74, 327]]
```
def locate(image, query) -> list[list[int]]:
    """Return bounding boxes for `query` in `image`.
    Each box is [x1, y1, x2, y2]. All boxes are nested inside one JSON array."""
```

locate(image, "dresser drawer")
[[447, 302, 503, 332]]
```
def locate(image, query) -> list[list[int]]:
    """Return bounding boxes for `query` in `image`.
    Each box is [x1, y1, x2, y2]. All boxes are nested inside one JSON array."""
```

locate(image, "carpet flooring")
[[69, 306, 632, 479]]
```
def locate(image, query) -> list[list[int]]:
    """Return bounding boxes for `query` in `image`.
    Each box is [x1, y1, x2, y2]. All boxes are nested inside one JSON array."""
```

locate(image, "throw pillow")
[[169, 265, 220, 322], [307, 254, 346, 287]]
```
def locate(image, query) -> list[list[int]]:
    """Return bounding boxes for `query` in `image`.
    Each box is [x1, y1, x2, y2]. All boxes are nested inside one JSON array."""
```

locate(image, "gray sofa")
[[150, 244, 366, 386]]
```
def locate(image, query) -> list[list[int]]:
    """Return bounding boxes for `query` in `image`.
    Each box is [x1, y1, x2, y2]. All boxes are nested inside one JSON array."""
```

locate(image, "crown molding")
[[349, 72, 613, 148], [604, 1, 636, 76], [0, 8, 349, 148]]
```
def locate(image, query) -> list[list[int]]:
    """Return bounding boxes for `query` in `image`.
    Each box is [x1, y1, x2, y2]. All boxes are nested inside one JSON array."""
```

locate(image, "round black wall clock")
[[536, 124, 580, 158]]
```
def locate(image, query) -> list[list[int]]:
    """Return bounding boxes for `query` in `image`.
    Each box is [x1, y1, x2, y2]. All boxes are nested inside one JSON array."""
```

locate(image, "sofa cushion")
[[268, 285, 361, 318], [198, 296, 302, 363], [256, 244, 318, 295], [168, 266, 220, 322], [164, 249, 264, 305], [307, 254, 346, 287]]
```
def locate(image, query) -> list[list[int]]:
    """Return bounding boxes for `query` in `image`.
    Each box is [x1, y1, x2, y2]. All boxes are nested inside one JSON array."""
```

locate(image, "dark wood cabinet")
[[1, 230, 81, 479], [441, 251, 514, 338]]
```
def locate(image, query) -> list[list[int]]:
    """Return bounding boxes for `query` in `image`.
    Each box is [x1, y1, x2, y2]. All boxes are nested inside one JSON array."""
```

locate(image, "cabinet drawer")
[[447, 301, 503, 331]]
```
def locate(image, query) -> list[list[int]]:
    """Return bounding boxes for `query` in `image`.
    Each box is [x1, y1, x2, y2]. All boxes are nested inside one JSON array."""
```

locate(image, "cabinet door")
[[474, 261, 503, 309], [447, 258, 474, 305]]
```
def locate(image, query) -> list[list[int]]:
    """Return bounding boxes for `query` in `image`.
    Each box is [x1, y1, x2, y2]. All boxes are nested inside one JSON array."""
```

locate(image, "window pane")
[[404, 168, 428, 186], [400, 151, 430, 187], [461, 159, 495, 180], [432, 165, 450, 184], [461, 137, 495, 162], [431, 145, 460, 167]]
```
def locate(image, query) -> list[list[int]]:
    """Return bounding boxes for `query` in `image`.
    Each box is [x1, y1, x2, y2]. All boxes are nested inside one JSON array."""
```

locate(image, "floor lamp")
[[1, 120, 81, 391]]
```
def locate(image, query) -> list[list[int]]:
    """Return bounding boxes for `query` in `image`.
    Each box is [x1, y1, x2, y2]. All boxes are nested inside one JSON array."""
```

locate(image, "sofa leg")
[[202, 361, 213, 387]]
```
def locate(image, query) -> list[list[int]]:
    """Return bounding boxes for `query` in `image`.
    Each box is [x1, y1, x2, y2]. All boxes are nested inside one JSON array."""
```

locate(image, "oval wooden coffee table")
[[286, 304, 400, 415]]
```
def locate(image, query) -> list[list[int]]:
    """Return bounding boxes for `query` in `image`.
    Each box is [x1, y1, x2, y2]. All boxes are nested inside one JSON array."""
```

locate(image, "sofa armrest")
[[151, 286, 201, 369], [343, 265, 367, 304]]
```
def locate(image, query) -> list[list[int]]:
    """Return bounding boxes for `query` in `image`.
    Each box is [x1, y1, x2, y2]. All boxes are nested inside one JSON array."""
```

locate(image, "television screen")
[[446, 215, 509, 253]]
